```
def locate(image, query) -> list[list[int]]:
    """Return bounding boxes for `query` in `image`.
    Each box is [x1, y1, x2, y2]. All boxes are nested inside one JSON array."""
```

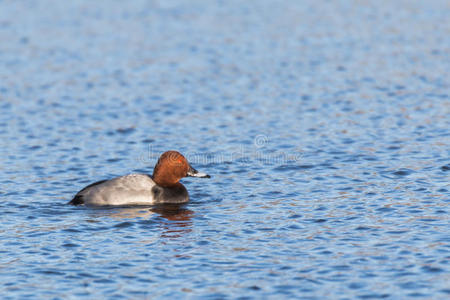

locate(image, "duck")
[[69, 150, 210, 206]]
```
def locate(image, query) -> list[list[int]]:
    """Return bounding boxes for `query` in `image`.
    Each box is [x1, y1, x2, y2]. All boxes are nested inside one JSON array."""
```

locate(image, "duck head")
[[152, 151, 210, 187]]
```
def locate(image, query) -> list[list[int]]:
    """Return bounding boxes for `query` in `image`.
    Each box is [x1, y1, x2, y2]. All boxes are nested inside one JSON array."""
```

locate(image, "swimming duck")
[[69, 151, 210, 206]]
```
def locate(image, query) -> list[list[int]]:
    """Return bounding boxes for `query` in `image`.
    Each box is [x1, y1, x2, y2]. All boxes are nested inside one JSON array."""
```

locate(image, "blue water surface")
[[0, 0, 449, 299]]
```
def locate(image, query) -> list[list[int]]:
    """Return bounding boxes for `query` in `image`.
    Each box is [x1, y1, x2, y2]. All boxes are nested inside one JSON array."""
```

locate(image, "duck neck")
[[152, 170, 180, 187]]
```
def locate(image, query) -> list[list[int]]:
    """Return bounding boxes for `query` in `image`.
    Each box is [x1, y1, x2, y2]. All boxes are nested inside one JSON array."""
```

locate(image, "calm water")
[[1, 0, 449, 299]]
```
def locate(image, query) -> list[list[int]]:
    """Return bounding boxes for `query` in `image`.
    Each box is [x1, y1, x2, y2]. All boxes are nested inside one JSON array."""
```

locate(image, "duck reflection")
[[88, 204, 194, 238], [153, 204, 194, 238]]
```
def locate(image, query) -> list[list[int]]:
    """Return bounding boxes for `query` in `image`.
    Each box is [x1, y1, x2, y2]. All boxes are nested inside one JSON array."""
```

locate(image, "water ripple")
[[0, 0, 449, 299]]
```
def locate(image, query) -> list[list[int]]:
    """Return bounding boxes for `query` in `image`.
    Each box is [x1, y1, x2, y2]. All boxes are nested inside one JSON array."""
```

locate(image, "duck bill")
[[187, 165, 211, 178]]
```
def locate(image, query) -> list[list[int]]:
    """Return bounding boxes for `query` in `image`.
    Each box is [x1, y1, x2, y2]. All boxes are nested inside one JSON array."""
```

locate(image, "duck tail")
[[68, 195, 84, 205]]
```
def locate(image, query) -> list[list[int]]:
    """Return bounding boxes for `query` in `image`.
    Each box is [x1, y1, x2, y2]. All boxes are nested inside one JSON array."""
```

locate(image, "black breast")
[[151, 184, 189, 204]]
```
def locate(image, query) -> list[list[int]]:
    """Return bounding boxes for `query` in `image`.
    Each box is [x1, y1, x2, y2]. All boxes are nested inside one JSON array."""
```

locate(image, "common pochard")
[[69, 151, 210, 206]]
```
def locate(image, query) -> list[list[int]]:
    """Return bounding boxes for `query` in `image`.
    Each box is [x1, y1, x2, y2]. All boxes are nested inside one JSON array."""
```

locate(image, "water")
[[1, 0, 449, 299]]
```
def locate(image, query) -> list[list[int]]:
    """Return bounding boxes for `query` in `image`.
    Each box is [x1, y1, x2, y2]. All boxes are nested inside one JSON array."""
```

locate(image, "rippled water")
[[1, 0, 449, 299]]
